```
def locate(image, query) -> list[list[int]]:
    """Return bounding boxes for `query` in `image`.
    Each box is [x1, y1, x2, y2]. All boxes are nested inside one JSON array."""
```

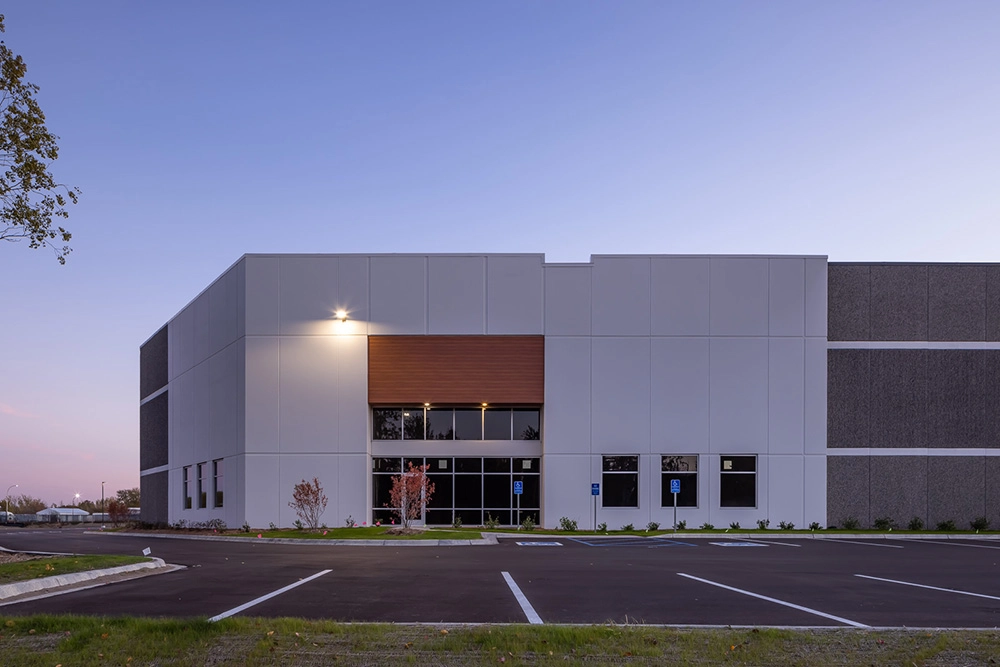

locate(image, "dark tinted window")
[[454, 458, 482, 473], [372, 457, 401, 473], [484, 409, 511, 439], [603, 456, 639, 472], [720, 474, 756, 507], [660, 473, 697, 507], [603, 471, 638, 507], [454, 409, 483, 440], [373, 409, 401, 440], [721, 456, 755, 472], [513, 475, 540, 507], [402, 408, 425, 439], [426, 475, 452, 508], [454, 475, 482, 508], [484, 457, 511, 473], [483, 475, 511, 508], [426, 409, 453, 440], [513, 409, 540, 440]]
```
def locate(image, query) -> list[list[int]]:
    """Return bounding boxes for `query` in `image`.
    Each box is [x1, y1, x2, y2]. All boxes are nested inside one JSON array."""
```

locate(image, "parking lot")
[[3, 528, 1000, 628]]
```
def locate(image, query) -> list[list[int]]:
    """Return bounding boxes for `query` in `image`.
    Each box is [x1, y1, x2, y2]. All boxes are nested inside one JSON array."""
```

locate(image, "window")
[[373, 408, 402, 440], [660, 455, 698, 507], [602, 456, 638, 508], [402, 407, 424, 439], [183, 466, 192, 510], [454, 409, 483, 440], [425, 408, 454, 440], [213, 459, 224, 508], [197, 463, 207, 509], [513, 409, 540, 440], [720, 455, 756, 508], [372, 407, 540, 441]]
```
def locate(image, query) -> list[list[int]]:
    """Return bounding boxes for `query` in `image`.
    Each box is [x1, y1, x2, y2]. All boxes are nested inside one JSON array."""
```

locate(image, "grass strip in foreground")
[[2, 616, 1000, 666], [0, 555, 148, 585]]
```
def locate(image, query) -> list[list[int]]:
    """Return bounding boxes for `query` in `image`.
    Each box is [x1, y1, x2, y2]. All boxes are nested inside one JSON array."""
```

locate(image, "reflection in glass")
[[484, 458, 511, 473], [403, 408, 425, 440], [426, 409, 454, 440], [372, 457, 402, 473], [513, 409, 540, 440], [454, 409, 483, 440], [602, 456, 639, 472], [484, 409, 511, 440], [373, 409, 402, 440]]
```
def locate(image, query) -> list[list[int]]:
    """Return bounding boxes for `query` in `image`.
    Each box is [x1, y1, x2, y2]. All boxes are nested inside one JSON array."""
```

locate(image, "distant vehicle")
[[0, 511, 14, 523]]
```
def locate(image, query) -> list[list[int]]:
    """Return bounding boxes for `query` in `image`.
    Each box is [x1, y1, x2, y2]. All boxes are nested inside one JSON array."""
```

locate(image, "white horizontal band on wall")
[[827, 448, 1000, 456], [139, 464, 170, 475], [829, 341, 1000, 349], [139, 385, 168, 406]]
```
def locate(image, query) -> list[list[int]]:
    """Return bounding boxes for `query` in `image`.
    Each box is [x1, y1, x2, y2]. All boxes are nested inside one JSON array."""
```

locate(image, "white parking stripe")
[[736, 539, 800, 547], [208, 569, 332, 622], [900, 540, 1000, 551], [501, 571, 543, 625], [817, 538, 903, 549], [677, 573, 869, 628], [855, 574, 1000, 601]]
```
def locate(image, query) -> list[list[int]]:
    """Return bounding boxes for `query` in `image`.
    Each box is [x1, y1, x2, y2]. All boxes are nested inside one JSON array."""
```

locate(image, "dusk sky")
[[1, 2, 999, 505]]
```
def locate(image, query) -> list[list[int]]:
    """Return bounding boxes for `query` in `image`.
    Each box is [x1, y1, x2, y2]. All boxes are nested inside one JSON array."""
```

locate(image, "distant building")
[[140, 254, 1000, 530], [36, 507, 91, 522]]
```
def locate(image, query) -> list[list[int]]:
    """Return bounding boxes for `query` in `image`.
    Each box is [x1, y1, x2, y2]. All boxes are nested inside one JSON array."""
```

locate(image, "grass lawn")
[[0, 555, 148, 585], [1, 616, 999, 665]]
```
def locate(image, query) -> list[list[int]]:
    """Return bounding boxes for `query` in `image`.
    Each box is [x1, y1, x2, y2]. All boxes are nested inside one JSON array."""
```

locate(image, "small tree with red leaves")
[[388, 462, 435, 529], [107, 498, 129, 527], [288, 477, 328, 530]]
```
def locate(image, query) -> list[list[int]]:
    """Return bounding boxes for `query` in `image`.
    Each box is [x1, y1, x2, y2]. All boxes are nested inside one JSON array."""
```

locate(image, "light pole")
[[101, 482, 106, 526], [4, 484, 16, 515]]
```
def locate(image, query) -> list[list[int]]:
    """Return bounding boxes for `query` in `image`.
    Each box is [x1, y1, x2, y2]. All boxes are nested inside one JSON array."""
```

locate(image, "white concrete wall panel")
[[337, 336, 369, 454], [803, 455, 827, 527], [766, 455, 804, 527], [206, 341, 244, 459], [428, 256, 486, 334], [169, 304, 195, 381], [804, 257, 828, 338], [592, 257, 651, 336], [804, 338, 828, 454], [244, 454, 280, 529], [651, 338, 710, 453], [542, 455, 592, 529], [192, 287, 215, 366], [487, 255, 544, 334], [338, 454, 369, 524], [544, 265, 591, 335], [279, 256, 339, 335], [709, 338, 769, 452], [245, 256, 280, 336], [591, 338, 651, 453], [279, 337, 339, 453], [369, 256, 427, 334], [338, 256, 370, 331], [710, 258, 769, 336], [768, 258, 805, 336], [543, 337, 592, 454], [207, 265, 243, 355], [278, 455, 340, 528], [651, 257, 710, 336], [169, 365, 196, 463], [768, 338, 805, 454], [245, 336, 279, 453]]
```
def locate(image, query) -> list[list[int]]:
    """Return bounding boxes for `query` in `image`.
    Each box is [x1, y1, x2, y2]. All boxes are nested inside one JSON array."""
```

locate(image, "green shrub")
[[241, 522, 251, 533], [756, 519, 770, 530], [873, 516, 897, 531], [778, 521, 795, 530], [452, 515, 463, 529], [558, 516, 578, 531], [936, 519, 957, 531], [841, 517, 861, 530], [597, 522, 607, 532], [484, 513, 501, 529], [700, 522, 715, 530], [908, 516, 924, 530], [293, 519, 304, 530], [971, 516, 990, 531], [520, 515, 536, 531], [676, 520, 687, 530], [729, 522, 741, 530], [343, 516, 354, 528], [620, 523, 635, 531], [646, 521, 660, 531], [809, 522, 821, 531]]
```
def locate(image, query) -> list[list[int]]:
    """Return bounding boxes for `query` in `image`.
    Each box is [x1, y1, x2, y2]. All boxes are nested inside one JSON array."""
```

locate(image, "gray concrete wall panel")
[[768, 338, 805, 454], [591, 257, 651, 336], [804, 258, 828, 338], [827, 456, 869, 527], [986, 457, 1000, 528], [278, 257, 339, 335], [869, 455, 927, 528], [870, 265, 928, 341], [543, 337, 592, 454], [987, 267, 1000, 342], [709, 257, 769, 336], [927, 350, 985, 448], [543, 265, 591, 335], [709, 338, 769, 452], [827, 264, 869, 341], [871, 349, 927, 448], [651, 338, 710, 453], [140, 325, 168, 399], [927, 457, 985, 529], [928, 265, 986, 341], [428, 256, 486, 334], [369, 256, 427, 334], [985, 351, 1000, 448], [804, 339, 828, 454], [245, 256, 280, 335], [140, 471, 168, 526], [487, 256, 544, 334], [827, 349, 870, 448], [768, 258, 805, 336], [591, 337, 651, 452], [650, 257, 710, 335]]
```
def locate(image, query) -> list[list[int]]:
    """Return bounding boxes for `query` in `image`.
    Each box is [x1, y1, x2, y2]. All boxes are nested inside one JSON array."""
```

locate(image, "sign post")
[[513, 480, 523, 526], [591, 483, 600, 532], [670, 478, 680, 533]]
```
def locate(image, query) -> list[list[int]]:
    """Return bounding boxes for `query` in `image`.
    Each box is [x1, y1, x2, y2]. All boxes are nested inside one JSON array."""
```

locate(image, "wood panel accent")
[[368, 336, 543, 405]]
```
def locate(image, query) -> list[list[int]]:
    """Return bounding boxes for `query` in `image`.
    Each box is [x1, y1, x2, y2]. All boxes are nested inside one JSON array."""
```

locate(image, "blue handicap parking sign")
[[592, 483, 600, 496], [514, 480, 523, 495], [670, 478, 681, 494]]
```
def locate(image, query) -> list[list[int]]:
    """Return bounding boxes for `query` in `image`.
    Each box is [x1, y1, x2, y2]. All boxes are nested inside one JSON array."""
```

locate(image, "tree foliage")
[[0, 14, 80, 264], [107, 498, 129, 526], [288, 478, 328, 530], [388, 462, 435, 529], [116, 487, 141, 507], [5, 493, 45, 514]]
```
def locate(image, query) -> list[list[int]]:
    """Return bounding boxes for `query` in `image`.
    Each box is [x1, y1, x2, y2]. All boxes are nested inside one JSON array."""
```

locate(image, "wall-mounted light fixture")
[[334, 310, 348, 322], [424, 402, 430, 407], [481, 403, 488, 407]]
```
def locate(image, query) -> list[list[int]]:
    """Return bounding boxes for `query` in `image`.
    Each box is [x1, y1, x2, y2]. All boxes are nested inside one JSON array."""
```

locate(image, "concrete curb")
[[90, 531, 499, 546], [499, 532, 1000, 540], [0, 557, 168, 601]]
